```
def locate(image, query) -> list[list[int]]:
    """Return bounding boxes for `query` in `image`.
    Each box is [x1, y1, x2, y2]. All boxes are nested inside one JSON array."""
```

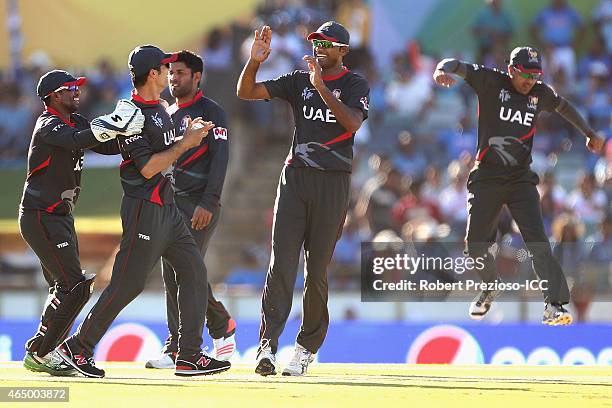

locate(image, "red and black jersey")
[[117, 93, 176, 206], [263, 68, 369, 172], [167, 91, 229, 212], [464, 64, 561, 168], [20, 108, 119, 215]]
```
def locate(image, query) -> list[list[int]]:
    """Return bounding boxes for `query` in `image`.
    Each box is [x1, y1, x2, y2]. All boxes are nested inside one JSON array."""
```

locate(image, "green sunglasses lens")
[[313, 39, 333, 48], [515, 69, 540, 80]]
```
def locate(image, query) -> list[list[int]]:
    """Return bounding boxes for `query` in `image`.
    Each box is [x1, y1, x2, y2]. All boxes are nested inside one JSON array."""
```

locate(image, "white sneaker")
[[145, 352, 176, 369], [282, 343, 314, 376], [213, 334, 236, 361], [255, 340, 276, 376], [469, 289, 500, 320]]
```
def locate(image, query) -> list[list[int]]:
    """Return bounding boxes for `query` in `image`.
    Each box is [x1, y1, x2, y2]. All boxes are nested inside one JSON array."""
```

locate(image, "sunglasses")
[[45, 85, 79, 98], [512, 67, 542, 81], [312, 39, 348, 48]]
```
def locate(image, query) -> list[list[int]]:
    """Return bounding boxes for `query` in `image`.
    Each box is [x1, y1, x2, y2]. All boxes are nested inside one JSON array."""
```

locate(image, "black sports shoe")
[[255, 345, 277, 376], [174, 350, 231, 376], [56, 336, 105, 378], [542, 303, 573, 326]]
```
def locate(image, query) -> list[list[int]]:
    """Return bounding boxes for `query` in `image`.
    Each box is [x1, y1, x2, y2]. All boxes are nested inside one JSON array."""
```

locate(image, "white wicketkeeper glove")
[[90, 99, 146, 142]]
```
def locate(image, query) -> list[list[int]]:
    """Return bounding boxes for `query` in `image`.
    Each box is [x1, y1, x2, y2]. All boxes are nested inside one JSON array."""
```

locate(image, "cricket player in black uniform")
[[237, 22, 369, 376], [56, 46, 231, 378], [20, 70, 145, 375], [145, 50, 235, 369], [433, 46, 604, 325]]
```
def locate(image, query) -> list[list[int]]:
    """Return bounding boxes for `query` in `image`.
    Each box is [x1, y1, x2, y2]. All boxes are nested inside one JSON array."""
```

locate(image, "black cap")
[[36, 70, 86, 100], [307, 21, 350, 45], [507, 46, 543, 74], [128, 45, 177, 76]]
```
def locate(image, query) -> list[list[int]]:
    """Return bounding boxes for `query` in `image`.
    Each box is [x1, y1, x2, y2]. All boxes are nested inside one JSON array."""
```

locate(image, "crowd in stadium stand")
[[1, 0, 611, 301]]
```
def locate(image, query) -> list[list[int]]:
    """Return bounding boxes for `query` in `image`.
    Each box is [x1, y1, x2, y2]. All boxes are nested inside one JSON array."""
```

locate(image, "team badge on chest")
[[527, 95, 538, 111]]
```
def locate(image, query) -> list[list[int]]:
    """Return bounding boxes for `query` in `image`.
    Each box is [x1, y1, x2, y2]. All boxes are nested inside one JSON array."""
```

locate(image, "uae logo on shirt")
[[499, 89, 511, 103], [152, 112, 164, 128], [302, 87, 315, 100], [527, 95, 538, 111]]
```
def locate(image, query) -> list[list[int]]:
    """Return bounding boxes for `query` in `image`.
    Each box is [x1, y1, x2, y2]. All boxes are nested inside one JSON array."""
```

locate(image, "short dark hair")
[[174, 50, 204, 87], [131, 65, 161, 87]]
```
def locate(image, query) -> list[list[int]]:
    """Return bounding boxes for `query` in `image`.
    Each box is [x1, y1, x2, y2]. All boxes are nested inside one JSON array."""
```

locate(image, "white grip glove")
[[90, 99, 146, 142]]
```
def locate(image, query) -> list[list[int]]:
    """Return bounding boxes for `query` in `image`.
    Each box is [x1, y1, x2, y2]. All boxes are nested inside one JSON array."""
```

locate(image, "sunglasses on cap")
[[312, 39, 348, 48], [512, 67, 542, 81], [45, 84, 79, 98]]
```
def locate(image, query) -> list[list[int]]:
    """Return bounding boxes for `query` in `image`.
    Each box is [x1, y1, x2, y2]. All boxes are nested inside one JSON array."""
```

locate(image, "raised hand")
[[303, 55, 323, 90], [250, 25, 272, 63], [433, 69, 457, 88]]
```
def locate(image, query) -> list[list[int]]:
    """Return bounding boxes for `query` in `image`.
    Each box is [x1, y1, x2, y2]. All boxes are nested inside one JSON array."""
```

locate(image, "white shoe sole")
[[282, 369, 305, 376], [145, 360, 175, 369]]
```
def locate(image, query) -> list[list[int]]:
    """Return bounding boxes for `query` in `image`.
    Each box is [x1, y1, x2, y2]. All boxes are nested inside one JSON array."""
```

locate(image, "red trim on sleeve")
[[44, 107, 75, 127], [476, 147, 490, 162], [322, 67, 349, 81], [119, 159, 133, 168], [177, 144, 208, 168], [27, 155, 51, 179], [131, 90, 160, 105], [178, 90, 203, 109]]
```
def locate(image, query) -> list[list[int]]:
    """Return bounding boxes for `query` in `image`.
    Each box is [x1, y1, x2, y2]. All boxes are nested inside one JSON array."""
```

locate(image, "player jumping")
[[433, 46, 604, 325]]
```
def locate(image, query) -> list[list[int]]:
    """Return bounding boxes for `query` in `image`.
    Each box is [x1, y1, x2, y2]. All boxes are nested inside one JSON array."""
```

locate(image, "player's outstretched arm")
[[140, 118, 214, 179], [236, 26, 272, 100], [555, 98, 605, 153], [433, 58, 468, 88]]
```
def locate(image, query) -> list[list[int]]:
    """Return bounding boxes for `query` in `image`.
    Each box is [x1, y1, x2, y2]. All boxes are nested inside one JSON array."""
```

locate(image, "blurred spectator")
[[330, 213, 368, 290], [551, 212, 586, 278], [593, 0, 612, 53], [225, 247, 267, 288], [471, 0, 514, 63], [538, 171, 568, 234], [0, 83, 34, 162], [336, 0, 371, 71], [579, 61, 611, 131], [355, 165, 407, 234], [577, 35, 612, 79], [201, 26, 236, 113], [531, 0, 585, 82], [392, 180, 443, 231], [566, 173, 607, 231], [391, 131, 427, 179], [437, 160, 469, 233], [384, 53, 432, 122]]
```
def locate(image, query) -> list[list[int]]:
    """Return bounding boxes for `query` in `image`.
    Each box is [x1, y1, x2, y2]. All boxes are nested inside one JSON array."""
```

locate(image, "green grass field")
[[1, 363, 611, 407]]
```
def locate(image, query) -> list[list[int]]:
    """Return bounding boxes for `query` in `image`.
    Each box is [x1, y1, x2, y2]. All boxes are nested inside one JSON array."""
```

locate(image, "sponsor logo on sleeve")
[[213, 127, 228, 140]]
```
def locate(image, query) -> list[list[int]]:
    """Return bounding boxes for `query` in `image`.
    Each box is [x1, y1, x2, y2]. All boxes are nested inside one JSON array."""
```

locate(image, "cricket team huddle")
[[19, 19, 603, 378]]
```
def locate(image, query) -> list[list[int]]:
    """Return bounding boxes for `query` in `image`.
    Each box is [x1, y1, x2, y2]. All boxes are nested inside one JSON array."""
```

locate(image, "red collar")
[[44, 107, 75, 127], [322, 66, 349, 81], [178, 90, 203, 109], [131, 90, 160, 105]]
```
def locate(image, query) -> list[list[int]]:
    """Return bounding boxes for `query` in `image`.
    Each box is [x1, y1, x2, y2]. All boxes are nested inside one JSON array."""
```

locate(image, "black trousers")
[[19, 210, 83, 290], [259, 166, 350, 354], [161, 196, 231, 354], [75, 196, 208, 355], [465, 167, 570, 304]]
